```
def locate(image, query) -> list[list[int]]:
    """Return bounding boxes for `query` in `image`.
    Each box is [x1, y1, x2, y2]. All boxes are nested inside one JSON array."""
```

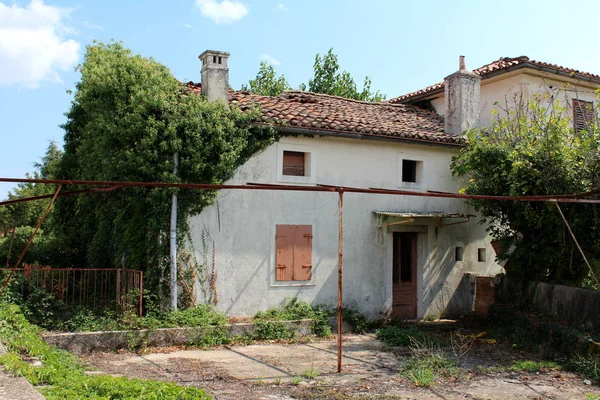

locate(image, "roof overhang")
[[373, 211, 474, 218]]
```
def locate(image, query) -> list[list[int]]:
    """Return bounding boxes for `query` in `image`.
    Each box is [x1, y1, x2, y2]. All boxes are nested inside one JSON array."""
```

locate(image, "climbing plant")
[[55, 41, 276, 297]]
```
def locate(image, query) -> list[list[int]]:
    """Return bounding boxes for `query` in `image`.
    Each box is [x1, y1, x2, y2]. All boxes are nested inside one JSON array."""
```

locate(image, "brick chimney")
[[199, 50, 230, 103], [444, 56, 481, 135]]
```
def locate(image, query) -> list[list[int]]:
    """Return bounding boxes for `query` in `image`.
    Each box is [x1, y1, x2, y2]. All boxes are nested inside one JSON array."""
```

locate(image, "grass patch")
[[400, 352, 457, 387], [376, 325, 431, 347], [253, 298, 332, 338], [0, 302, 211, 399], [302, 366, 320, 379], [509, 360, 561, 372]]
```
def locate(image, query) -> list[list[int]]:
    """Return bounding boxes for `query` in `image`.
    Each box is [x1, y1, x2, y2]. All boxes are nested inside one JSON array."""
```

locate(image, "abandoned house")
[[186, 51, 599, 319]]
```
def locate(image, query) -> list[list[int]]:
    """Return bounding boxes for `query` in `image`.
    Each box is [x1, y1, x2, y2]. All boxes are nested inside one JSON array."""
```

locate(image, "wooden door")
[[392, 232, 417, 318]]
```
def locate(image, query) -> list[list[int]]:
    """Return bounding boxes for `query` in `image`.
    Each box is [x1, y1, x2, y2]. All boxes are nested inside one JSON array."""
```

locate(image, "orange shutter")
[[294, 225, 312, 281], [282, 151, 305, 176], [275, 225, 294, 281]]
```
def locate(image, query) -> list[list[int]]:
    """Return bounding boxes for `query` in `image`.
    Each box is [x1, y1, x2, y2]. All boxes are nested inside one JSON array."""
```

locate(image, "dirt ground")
[[82, 334, 600, 400]]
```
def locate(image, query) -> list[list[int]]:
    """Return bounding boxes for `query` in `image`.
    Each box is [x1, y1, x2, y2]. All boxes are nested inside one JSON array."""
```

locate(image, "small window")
[[455, 247, 464, 261], [283, 151, 306, 176], [478, 248, 486, 262], [402, 160, 417, 183], [275, 225, 312, 281], [573, 99, 594, 133]]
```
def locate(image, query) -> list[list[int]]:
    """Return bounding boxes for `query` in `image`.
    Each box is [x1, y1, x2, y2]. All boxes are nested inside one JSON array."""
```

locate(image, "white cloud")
[[0, 0, 80, 88], [260, 53, 280, 66], [275, 3, 287, 11], [183, 23, 194, 29], [195, 0, 248, 24]]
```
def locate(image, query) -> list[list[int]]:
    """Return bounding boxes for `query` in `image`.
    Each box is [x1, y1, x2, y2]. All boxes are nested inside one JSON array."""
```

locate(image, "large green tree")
[[241, 62, 291, 96], [451, 97, 600, 287], [242, 49, 385, 101], [56, 42, 276, 291]]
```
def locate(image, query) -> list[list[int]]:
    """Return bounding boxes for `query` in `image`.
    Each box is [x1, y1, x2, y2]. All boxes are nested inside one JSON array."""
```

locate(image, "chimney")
[[199, 50, 230, 103], [444, 56, 481, 135]]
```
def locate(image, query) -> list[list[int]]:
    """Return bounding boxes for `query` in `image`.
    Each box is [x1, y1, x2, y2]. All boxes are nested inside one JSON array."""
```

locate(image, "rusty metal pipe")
[[0, 185, 63, 297], [337, 189, 344, 373]]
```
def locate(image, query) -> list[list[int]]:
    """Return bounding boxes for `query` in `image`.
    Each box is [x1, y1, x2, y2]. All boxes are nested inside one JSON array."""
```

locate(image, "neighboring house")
[[186, 50, 506, 319], [388, 55, 600, 131]]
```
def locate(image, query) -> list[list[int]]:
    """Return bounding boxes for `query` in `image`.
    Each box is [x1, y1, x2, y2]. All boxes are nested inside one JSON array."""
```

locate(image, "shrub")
[[254, 298, 332, 338], [376, 325, 431, 347], [569, 355, 600, 383]]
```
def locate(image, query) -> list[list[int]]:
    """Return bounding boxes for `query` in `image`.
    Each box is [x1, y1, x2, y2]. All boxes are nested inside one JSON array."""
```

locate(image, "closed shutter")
[[275, 224, 313, 281], [573, 99, 594, 133], [282, 151, 305, 176], [294, 225, 313, 281], [275, 225, 294, 281]]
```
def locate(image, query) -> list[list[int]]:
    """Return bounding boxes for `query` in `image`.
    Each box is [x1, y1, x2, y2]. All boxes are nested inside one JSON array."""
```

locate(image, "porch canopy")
[[373, 211, 475, 228]]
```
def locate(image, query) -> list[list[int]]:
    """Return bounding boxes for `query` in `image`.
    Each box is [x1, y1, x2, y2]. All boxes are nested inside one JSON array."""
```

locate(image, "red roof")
[[185, 82, 462, 146], [388, 56, 600, 104]]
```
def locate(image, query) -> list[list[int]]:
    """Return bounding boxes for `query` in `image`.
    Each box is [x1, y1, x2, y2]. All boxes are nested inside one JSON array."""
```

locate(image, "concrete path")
[[109, 334, 398, 381], [0, 342, 45, 400]]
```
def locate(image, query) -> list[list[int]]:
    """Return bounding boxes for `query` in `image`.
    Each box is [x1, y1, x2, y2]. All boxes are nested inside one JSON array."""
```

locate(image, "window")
[[573, 99, 594, 133], [455, 246, 464, 262], [283, 151, 306, 176], [275, 225, 312, 281], [398, 156, 424, 187], [478, 248, 486, 262], [402, 160, 417, 183]]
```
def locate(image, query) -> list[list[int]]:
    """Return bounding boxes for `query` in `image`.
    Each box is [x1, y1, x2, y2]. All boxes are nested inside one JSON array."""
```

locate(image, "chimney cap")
[[199, 50, 231, 59]]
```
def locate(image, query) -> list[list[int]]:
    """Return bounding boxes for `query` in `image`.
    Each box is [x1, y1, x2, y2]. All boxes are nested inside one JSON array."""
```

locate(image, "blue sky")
[[2, 0, 600, 199]]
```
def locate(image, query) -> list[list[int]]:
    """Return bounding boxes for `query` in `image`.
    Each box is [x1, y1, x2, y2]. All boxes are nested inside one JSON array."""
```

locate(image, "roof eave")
[[396, 62, 600, 104], [273, 126, 464, 148]]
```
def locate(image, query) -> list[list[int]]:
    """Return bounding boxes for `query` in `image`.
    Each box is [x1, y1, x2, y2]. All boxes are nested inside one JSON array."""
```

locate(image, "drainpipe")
[[170, 152, 179, 310]]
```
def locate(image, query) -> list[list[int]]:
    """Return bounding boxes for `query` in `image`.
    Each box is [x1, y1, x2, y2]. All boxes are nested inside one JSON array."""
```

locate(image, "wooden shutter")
[[275, 224, 313, 281], [275, 225, 294, 281], [573, 99, 594, 133], [282, 151, 305, 176], [294, 225, 312, 281]]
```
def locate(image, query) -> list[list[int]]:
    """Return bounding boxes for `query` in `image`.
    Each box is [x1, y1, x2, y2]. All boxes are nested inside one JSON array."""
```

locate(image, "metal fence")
[[0, 266, 143, 316]]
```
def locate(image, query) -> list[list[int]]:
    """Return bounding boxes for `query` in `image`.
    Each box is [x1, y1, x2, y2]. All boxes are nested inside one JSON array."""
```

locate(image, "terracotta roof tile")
[[388, 56, 600, 104], [184, 82, 461, 146]]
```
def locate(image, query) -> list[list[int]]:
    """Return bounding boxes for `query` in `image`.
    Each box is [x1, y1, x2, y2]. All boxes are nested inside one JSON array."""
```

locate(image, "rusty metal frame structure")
[[1, 176, 600, 373]]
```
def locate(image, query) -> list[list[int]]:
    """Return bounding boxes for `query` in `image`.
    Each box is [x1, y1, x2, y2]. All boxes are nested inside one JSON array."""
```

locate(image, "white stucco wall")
[[429, 71, 598, 128], [188, 136, 503, 318]]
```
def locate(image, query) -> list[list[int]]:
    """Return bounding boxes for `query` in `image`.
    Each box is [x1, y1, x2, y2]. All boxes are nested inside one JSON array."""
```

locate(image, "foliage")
[[253, 320, 295, 341], [241, 62, 292, 96], [569, 354, 600, 383], [0, 142, 65, 266], [509, 360, 561, 372], [307, 49, 385, 102], [399, 337, 457, 388], [451, 96, 600, 285], [242, 49, 385, 101], [302, 366, 320, 379], [0, 303, 211, 399], [254, 298, 332, 337], [55, 41, 276, 297], [376, 325, 431, 347]]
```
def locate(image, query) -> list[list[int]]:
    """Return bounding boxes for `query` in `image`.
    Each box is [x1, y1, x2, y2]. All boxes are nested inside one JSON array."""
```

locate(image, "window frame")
[[277, 143, 316, 184], [397, 154, 425, 189]]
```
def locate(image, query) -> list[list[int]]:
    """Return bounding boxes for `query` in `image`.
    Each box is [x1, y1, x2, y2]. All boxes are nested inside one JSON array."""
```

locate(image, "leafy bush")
[[376, 325, 431, 347], [254, 298, 332, 338], [254, 320, 294, 341], [0, 302, 211, 399]]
